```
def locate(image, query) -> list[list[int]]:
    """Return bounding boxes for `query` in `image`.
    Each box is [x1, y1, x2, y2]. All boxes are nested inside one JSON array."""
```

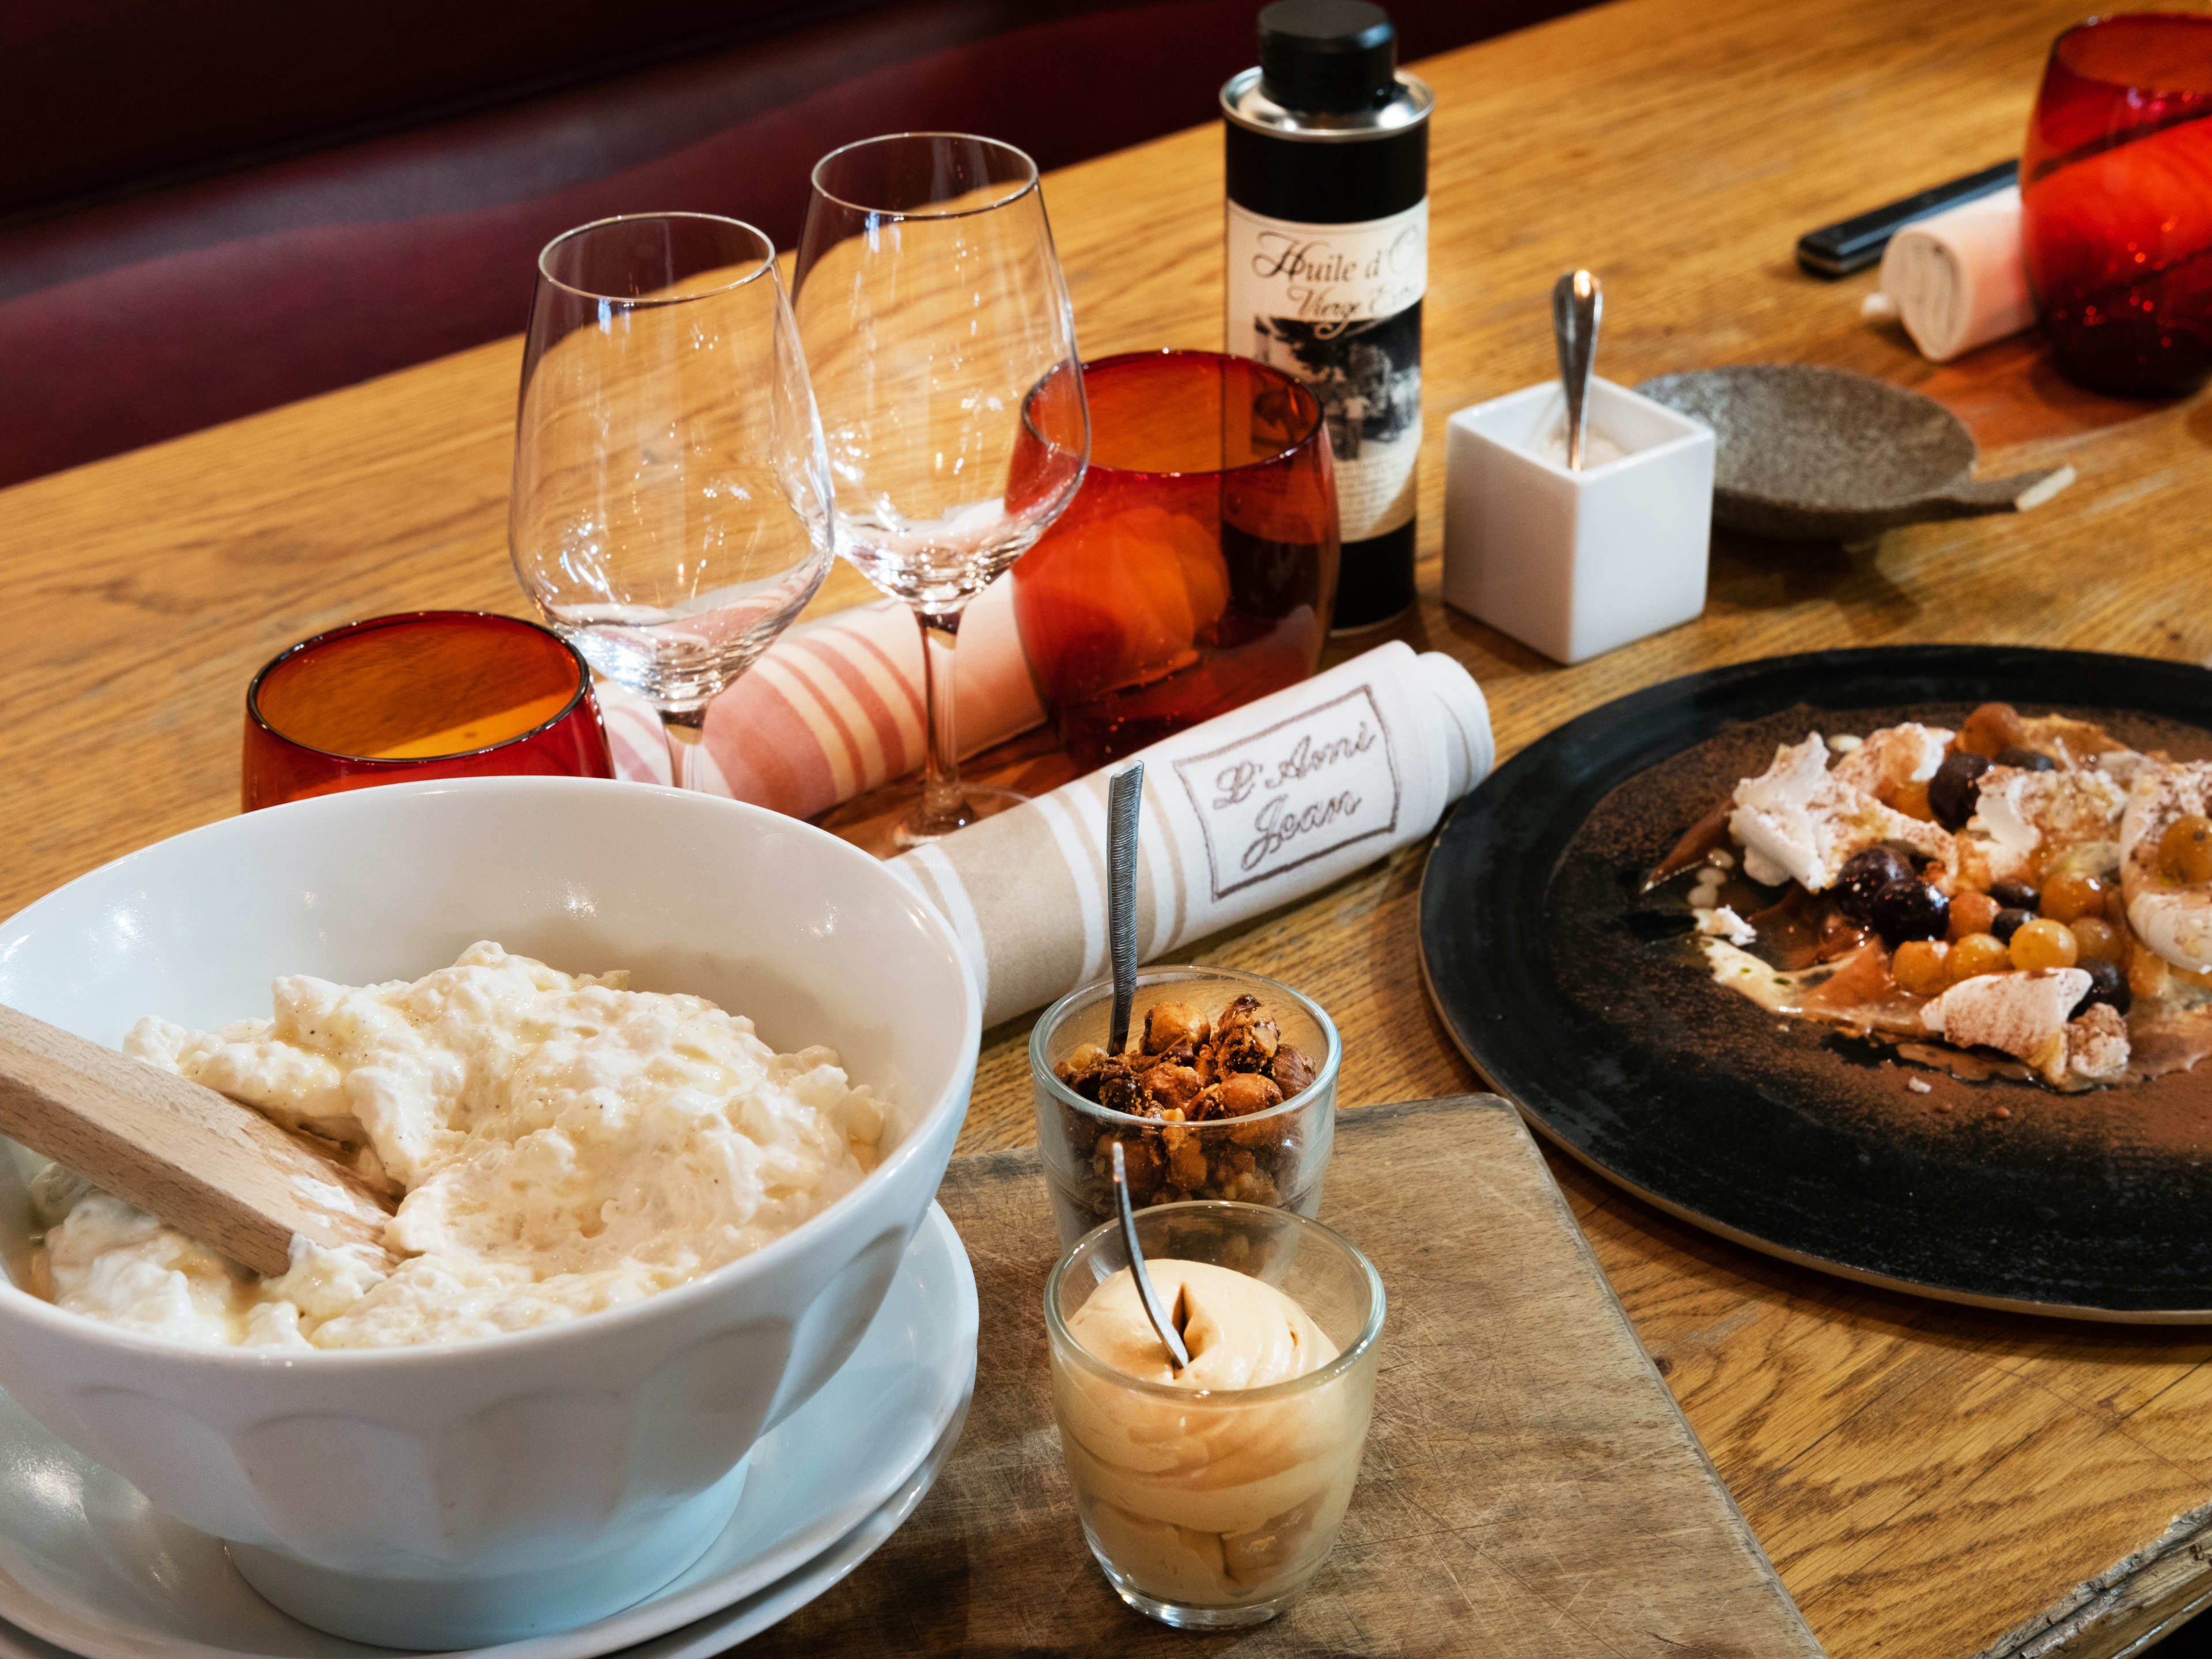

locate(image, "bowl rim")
[[0, 775, 980, 1368]]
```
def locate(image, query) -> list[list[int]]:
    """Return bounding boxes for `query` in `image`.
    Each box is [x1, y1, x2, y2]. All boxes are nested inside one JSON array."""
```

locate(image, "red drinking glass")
[[1009, 350, 1338, 770], [244, 612, 614, 810], [2022, 13, 2212, 397]]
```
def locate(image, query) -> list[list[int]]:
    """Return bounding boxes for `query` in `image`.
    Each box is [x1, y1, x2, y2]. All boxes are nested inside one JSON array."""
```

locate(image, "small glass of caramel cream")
[[1044, 1200, 1385, 1628]]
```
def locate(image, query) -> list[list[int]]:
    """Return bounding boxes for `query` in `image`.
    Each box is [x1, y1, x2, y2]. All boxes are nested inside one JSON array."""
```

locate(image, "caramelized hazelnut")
[[1164, 1131, 1207, 1191], [1213, 1017, 1281, 1074], [1146, 1065, 1205, 1112], [1096, 1065, 1148, 1116], [1270, 1043, 1318, 1097], [1215, 1073, 1285, 1117], [1142, 1001, 1211, 1055], [1096, 1132, 1162, 1199], [1056, 1043, 1109, 1084]]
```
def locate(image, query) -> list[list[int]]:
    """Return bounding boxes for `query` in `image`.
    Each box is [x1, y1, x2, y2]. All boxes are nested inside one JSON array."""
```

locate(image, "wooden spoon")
[[0, 1004, 395, 1278]]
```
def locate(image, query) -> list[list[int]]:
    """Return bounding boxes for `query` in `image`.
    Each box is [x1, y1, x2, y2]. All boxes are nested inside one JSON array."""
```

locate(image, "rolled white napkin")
[[889, 641, 1494, 1027], [1867, 185, 2035, 363], [597, 574, 1044, 812]]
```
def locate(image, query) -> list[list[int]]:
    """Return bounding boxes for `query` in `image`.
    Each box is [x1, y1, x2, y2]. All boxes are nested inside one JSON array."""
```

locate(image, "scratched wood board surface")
[[739, 1096, 1819, 1658]]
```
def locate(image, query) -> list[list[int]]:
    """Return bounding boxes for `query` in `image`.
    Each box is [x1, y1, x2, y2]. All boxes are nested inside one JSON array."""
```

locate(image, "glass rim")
[[1022, 350, 1325, 481], [1028, 963, 1342, 1127], [246, 611, 594, 767], [809, 132, 1041, 221], [533, 212, 778, 305], [2050, 12, 2212, 89], [1044, 1199, 1386, 1404]]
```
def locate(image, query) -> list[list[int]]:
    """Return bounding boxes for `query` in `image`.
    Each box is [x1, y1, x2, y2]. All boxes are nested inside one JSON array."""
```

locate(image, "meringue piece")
[[1831, 722, 1953, 797], [2120, 760, 2212, 973], [1730, 735, 1952, 891], [1921, 968, 2092, 1082], [1696, 906, 1756, 946], [1964, 764, 2130, 885], [2066, 1001, 2131, 1082]]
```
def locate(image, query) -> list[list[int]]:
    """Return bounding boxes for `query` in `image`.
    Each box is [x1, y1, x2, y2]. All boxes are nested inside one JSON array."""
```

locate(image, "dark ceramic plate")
[[1419, 645, 2212, 1320]]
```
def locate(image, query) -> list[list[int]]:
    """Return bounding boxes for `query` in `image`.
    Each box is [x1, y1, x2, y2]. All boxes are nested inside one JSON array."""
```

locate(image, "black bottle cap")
[[1257, 0, 1397, 115]]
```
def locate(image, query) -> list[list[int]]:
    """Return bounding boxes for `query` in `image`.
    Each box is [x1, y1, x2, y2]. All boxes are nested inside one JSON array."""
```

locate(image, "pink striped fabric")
[[595, 575, 1044, 815]]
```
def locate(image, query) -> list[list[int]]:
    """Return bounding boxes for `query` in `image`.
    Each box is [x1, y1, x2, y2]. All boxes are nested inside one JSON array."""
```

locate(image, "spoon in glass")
[[1102, 760, 1187, 1370], [1111, 1139, 1188, 1372]]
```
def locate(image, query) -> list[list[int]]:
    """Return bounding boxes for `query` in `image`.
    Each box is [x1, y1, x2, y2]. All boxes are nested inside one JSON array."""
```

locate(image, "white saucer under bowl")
[[0, 1207, 976, 1659]]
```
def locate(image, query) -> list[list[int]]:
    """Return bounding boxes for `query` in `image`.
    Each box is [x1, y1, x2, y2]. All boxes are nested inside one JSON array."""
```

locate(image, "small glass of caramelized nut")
[[1029, 967, 1339, 1248]]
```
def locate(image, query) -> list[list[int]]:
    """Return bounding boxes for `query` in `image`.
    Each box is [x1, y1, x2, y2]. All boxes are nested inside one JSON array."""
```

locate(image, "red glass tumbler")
[[244, 611, 614, 810], [2022, 14, 2212, 397], [1009, 350, 1339, 770]]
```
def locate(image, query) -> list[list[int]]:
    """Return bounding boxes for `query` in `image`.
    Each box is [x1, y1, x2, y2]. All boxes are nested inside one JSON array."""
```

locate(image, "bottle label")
[[1225, 197, 1426, 544]]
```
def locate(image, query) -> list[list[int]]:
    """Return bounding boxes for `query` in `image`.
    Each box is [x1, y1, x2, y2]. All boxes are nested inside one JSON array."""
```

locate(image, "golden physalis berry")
[[2160, 815, 2212, 885], [2069, 916, 2123, 962], [2010, 916, 2081, 971], [1949, 932, 2013, 982], [1892, 939, 1951, 997], [2040, 872, 2106, 923]]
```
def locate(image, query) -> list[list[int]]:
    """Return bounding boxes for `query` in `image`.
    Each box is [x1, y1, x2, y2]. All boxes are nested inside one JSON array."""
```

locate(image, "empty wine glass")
[[510, 213, 835, 786], [794, 134, 1090, 848]]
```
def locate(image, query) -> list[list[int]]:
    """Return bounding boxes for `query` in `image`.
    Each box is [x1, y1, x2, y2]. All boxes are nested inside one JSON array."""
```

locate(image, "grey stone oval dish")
[[1637, 363, 2074, 541]]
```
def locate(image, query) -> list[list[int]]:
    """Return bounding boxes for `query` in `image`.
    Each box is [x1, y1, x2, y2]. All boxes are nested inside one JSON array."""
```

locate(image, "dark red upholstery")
[[0, 0, 1583, 487]]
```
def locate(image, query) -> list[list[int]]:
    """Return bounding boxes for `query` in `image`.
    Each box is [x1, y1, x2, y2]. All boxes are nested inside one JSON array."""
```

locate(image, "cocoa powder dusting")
[[1555, 700, 2212, 1165]]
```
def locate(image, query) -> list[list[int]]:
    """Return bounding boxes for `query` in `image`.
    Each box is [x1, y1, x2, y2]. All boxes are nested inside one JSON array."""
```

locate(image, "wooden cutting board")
[[742, 1095, 1821, 1657]]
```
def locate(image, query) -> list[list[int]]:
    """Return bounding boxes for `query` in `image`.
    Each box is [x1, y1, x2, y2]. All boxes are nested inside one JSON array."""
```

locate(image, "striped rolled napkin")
[[1865, 185, 2035, 363], [891, 641, 1494, 1027], [596, 575, 1043, 813]]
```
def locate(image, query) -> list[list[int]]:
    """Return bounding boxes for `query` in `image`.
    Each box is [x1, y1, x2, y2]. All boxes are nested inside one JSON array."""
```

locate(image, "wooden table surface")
[[6, 0, 2212, 1653]]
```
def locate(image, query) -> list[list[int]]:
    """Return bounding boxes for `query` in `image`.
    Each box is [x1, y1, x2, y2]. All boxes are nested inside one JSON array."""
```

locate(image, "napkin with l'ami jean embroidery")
[[889, 641, 1494, 1027]]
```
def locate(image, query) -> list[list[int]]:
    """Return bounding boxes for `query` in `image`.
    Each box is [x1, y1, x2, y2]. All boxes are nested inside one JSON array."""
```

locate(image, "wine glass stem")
[[662, 707, 707, 791], [916, 609, 967, 834]]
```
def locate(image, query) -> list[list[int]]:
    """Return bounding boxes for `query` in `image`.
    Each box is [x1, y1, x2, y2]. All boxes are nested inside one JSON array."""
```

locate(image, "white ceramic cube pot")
[[0, 778, 979, 1649], [1441, 377, 1715, 664]]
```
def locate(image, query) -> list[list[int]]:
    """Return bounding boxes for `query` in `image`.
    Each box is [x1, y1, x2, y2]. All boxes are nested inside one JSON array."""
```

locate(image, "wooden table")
[[5, 0, 2210, 1653]]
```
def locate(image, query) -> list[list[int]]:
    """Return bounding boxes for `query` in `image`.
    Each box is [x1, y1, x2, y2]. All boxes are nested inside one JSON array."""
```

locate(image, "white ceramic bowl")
[[0, 778, 978, 1650]]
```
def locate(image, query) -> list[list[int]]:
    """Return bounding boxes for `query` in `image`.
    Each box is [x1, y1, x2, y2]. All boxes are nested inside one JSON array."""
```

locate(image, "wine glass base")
[[891, 783, 1028, 851]]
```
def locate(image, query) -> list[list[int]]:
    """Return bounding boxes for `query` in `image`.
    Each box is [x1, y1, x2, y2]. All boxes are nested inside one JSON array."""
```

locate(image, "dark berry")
[[1929, 749, 1992, 831], [1996, 746, 2058, 772], [1871, 879, 1949, 944], [2074, 957, 2131, 1017], [1836, 846, 1914, 922], [1990, 880, 2040, 912], [1991, 907, 2033, 944]]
